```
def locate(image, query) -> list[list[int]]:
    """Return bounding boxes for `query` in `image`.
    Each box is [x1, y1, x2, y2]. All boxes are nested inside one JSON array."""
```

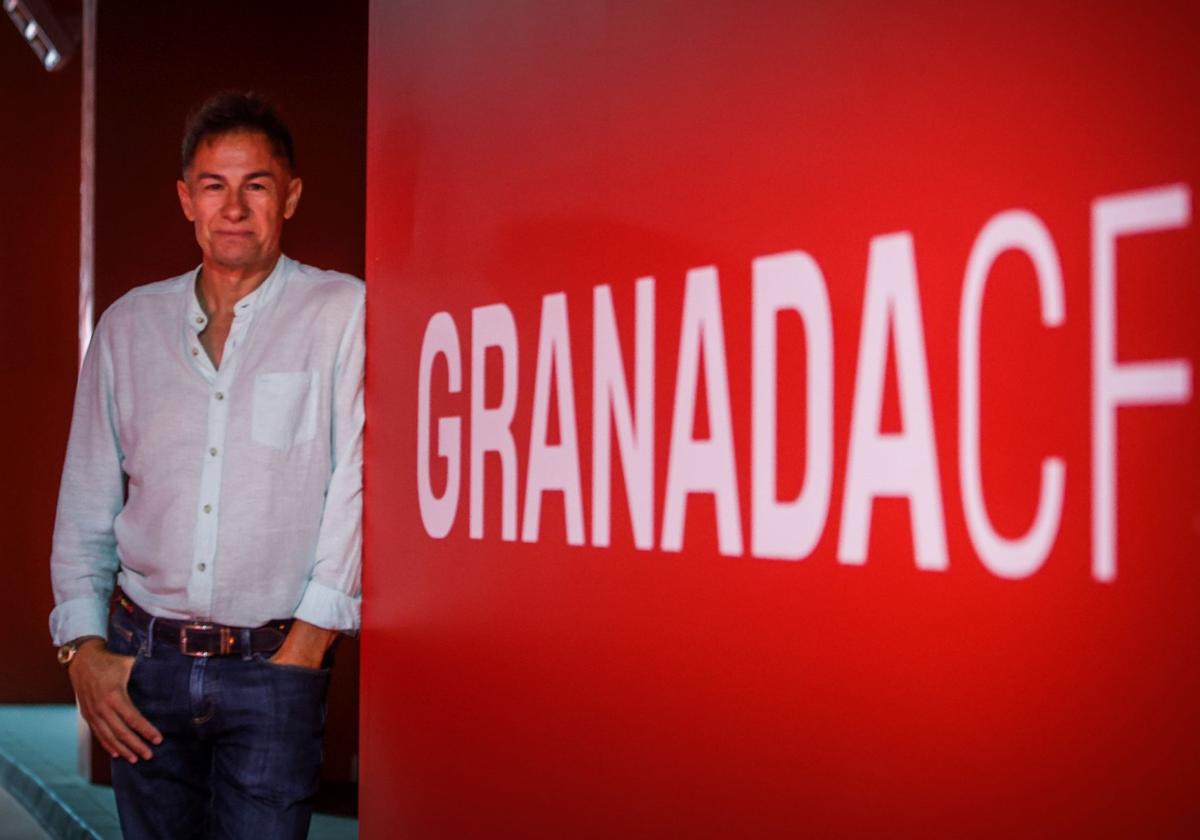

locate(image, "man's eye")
[[203, 183, 223, 191], [246, 183, 267, 191]]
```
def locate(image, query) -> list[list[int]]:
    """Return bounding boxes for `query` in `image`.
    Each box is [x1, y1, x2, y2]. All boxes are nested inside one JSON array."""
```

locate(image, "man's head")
[[181, 91, 295, 179], [176, 92, 302, 276]]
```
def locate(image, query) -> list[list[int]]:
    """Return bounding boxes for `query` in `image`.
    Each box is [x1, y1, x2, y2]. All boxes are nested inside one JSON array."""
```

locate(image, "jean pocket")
[[253, 652, 329, 678], [251, 371, 319, 450]]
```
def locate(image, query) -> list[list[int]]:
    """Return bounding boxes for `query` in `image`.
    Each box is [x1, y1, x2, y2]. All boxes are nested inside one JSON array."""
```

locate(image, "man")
[[49, 92, 363, 839]]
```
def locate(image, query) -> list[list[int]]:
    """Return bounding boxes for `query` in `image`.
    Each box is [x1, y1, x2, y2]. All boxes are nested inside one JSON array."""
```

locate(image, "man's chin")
[[206, 245, 275, 274]]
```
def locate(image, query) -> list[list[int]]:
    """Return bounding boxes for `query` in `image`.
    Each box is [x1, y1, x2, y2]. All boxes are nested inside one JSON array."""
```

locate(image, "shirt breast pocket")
[[252, 371, 319, 450]]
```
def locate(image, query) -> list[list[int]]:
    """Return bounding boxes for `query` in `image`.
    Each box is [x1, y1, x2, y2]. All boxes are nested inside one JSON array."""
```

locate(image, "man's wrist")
[[273, 619, 337, 667], [57, 635, 105, 668]]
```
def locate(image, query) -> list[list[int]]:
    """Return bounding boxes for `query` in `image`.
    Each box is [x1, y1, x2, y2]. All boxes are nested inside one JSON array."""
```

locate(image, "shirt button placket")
[[190, 379, 229, 614]]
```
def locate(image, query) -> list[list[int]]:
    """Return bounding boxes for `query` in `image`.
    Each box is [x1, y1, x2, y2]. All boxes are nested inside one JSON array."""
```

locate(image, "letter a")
[[661, 267, 743, 556], [523, 293, 585, 544], [838, 233, 948, 570]]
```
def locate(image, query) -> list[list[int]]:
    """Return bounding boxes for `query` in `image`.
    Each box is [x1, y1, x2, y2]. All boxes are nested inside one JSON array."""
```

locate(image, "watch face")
[[57, 644, 74, 666]]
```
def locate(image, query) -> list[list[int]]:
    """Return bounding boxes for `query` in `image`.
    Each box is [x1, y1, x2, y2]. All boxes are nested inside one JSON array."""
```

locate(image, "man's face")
[[176, 130, 302, 275]]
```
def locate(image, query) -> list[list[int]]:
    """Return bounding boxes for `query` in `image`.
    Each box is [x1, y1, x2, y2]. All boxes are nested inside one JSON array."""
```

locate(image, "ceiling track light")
[[4, 0, 76, 72]]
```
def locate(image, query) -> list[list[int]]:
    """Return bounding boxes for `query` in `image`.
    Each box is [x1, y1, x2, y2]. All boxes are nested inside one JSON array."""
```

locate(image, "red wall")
[[364, 2, 1200, 836], [0, 17, 82, 704]]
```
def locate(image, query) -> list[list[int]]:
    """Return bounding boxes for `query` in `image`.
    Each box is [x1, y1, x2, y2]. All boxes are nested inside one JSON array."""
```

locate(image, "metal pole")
[[77, 0, 95, 368], [75, 0, 97, 778]]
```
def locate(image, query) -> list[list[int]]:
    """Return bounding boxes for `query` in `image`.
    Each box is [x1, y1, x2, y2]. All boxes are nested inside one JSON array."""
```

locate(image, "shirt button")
[[195, 316, 205, 325], [197, 563, 206, 572], [215, 392, 224, 401], [203, 504, 212, 514], [191, 347, 199, 356], [209, 447, 218, 457]]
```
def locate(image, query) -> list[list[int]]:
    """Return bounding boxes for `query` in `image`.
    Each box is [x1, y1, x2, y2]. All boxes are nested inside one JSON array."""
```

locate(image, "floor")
[[0, 706, 357, 839], [0, 783, 51, 839]]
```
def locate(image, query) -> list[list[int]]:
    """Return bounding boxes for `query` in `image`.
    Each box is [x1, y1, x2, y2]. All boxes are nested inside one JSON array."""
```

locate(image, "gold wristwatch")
[[57, 636, 103, 666]]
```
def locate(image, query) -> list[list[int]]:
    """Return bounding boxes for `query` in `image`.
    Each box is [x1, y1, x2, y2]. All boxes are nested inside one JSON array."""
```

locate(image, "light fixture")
[[4, 0, 76, 72]]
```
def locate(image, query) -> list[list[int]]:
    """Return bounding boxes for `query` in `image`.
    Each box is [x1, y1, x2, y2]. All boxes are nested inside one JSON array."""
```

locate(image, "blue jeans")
[[106, 605, 330, 840]]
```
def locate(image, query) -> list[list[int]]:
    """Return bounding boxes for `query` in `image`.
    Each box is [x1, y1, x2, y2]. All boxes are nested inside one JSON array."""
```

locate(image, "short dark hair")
[[181, 91, 295, 176]]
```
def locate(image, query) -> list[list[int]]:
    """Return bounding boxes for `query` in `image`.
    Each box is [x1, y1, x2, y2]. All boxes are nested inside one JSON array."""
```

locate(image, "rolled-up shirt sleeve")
[[293, 293, 364, 632], [49, 314, 125, 645]]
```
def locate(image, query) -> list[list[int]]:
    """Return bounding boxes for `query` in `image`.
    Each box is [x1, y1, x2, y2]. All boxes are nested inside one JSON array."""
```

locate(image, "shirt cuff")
[[49, 596, 109, 646], [293, 580, 360, 632]]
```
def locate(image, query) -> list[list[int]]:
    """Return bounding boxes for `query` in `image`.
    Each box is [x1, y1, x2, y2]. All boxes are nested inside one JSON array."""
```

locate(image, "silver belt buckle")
[[179, 622, 233, 657]]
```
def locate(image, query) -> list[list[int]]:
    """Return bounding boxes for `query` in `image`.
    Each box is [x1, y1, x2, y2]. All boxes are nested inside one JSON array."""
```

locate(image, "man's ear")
[[283, 177, 303, 220], [177, 179, 195, 221]]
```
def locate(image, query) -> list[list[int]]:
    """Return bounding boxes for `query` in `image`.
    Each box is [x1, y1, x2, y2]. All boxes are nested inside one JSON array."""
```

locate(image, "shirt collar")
[[185, 254, 291, 333]]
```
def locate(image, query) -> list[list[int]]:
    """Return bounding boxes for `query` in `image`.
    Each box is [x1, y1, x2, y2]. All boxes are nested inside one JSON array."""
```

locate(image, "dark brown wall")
[[90, 0, 364, 801], [0, 0, 365, 796], [92, 1, 367, 799], [0, 1, 367, 710], [0, 9, 83, 704], [94, 1, 368, 313]]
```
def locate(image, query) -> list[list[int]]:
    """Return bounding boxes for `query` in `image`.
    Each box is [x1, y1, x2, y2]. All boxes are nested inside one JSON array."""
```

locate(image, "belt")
[[115, 592, 292, 658]]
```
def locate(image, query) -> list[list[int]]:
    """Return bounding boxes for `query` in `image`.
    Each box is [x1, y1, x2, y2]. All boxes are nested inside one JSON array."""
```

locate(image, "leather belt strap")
[[115, 591, 291, 658]]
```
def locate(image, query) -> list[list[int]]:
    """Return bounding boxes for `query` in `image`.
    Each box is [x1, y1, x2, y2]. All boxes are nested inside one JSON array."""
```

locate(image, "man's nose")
[[221, 189, 249, 220]]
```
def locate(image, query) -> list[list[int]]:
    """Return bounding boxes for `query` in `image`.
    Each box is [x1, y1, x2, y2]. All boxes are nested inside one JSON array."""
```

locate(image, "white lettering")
[[469, 303, 520, 540], [959, 211, 1065, 579], [751, 252, 833, 560], [838, 233, 948, 570], [522, 293, 585, 544], [417, 312, 463, 538], [661, 267, 744, 555], [1091, 184, 1193, 582], [591, 279, 656, 549]]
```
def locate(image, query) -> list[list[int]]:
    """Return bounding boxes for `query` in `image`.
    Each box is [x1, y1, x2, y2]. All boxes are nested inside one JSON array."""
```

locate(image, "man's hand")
[[68, 639, 162, 763], [269, 618, 337, 670]]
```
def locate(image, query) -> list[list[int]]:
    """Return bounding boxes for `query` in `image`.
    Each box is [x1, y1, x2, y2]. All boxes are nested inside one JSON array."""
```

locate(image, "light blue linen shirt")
[[50, 255, 364, 644]]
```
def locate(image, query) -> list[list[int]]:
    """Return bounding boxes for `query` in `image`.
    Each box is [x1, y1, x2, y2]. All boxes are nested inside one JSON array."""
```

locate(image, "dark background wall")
[[94, 1, 367, 312], [91, 1, 368, 802], [0, 3, 83, 705], [1, 0, 367, 806]]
